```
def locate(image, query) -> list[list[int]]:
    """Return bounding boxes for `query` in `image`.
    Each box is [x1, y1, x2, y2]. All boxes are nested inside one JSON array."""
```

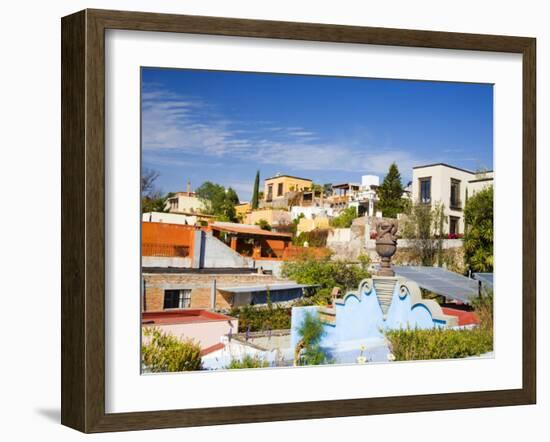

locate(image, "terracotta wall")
[[262, 238, 289, 258], [142, 222, 195, 259]]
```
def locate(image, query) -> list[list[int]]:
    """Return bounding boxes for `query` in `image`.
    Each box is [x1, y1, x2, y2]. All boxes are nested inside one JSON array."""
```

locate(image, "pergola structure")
[[209, 222, 292, 259]]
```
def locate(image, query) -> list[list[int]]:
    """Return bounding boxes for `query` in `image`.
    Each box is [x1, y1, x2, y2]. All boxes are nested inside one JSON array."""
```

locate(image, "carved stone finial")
[[375, 219, 398, 277]]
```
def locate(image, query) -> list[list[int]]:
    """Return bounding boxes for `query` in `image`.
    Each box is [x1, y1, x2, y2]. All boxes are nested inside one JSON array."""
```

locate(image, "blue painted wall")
[[290, 279, 445, 364]]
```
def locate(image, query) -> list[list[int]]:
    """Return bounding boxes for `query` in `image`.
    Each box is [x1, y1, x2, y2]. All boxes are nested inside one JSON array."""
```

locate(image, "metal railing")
[[142, 243, 190, 257]]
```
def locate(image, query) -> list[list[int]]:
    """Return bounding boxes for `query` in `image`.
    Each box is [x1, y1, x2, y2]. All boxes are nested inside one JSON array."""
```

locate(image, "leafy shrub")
[[330, 207, 358, 228], [226, 355, 269, 369], [296, 311, 330, 365], [281, 256, 370, 305], [229, 305, 291, 332], [141, 328, 202, 372], [385, 327, 493, 361], [293, 228, 331, 247], [255, 219, 272, 231]]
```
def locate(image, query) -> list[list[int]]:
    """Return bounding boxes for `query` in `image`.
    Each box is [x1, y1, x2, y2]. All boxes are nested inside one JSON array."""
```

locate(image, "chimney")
[[187, 179, 191, 194]]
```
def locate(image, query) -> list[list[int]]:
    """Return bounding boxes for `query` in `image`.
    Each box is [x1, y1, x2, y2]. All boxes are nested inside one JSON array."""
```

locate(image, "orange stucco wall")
[[142, 222, 195, 259]]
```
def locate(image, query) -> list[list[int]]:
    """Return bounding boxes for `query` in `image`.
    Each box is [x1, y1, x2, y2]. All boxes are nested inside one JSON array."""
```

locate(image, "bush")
[[293, 228, 330, 247], [226, 355, 269, 369], [141, 328, 203, 372], [229, 305, 291, 332], [281, 256, 370, 305], [471, 289, 494, 332], [385, 327, 493, 361]]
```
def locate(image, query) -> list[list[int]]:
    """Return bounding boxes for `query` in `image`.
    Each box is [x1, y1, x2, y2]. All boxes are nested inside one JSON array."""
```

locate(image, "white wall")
[[142, 211, 198, 225], [1, 1, 547, 442], [412, 165, 476, 233]]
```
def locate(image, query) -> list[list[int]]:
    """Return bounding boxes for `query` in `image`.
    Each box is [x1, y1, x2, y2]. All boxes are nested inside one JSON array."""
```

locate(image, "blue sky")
[[141, 68, 493, 202]]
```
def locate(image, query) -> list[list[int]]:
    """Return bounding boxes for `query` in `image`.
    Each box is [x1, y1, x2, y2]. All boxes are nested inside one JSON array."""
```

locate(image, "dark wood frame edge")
[[61, 9, 536, 433]]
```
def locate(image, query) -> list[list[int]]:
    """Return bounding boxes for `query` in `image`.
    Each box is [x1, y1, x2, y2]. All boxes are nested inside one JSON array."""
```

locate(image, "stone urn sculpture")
[[375, 219, 398, 277]]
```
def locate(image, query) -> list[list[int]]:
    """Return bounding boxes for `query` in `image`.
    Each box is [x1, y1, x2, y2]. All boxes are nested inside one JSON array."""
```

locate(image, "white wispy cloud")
[[142, 86, 428, 176]]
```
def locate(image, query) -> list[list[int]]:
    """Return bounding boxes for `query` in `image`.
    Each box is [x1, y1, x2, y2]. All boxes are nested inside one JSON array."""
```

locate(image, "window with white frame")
[[163, 289, 192, 309]]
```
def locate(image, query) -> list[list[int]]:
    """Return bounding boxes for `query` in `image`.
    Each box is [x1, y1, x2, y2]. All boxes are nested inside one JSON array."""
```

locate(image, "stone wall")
[[326, 216, 465, 270], [326, 216, 370, 260]]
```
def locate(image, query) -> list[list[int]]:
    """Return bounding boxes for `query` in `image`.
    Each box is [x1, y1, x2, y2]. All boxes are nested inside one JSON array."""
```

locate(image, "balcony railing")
[[142, 243, 190, 257]]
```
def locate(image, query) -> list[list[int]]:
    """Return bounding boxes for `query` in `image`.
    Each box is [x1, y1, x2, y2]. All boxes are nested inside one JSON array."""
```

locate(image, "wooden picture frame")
[[61, 9, 536, 433]]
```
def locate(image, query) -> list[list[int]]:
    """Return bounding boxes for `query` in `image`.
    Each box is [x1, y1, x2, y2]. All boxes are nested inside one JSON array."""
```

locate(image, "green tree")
[[141, 328, 202, 372], [142, 193, 169, 213], [141, 168, 170, 213], [464, 186, 493, 272], [377, 163, 405, 218], [400, 202, 446, 266], [282, 256, 370, 305], [330, 206, 357, 228], [296, 311, 329, 365], [196, 181, 240, 221], [251, 170, 260, 210]]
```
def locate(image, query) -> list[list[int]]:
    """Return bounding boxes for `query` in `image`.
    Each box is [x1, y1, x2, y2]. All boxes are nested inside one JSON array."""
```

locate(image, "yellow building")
[[264, 174, 312, 203], [297, 217, 330, 235], [245, 208, 291, 227], [235, 202, 251, 219]]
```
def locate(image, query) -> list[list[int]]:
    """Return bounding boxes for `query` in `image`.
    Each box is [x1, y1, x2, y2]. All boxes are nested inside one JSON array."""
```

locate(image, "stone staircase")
[[373, 277, 397, 318]]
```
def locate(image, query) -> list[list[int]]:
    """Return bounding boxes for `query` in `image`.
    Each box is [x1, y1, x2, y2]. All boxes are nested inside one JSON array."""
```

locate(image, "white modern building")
[[411, 163, 493, 235], [348, 174, 380, 217]]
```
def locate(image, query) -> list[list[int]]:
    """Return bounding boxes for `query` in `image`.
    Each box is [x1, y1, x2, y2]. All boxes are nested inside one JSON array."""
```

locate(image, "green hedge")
[[229, 305, 291, 332], [385, 328, 493, 361], [226, 355, 269, 369]]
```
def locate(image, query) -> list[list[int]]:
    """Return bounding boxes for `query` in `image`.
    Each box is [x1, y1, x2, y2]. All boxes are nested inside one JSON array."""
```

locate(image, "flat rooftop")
[[264, 174, 312, 182], [142, 309, 236, 326]]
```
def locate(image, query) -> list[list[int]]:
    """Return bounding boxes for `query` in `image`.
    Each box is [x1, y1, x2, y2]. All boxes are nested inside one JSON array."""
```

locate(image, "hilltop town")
[[141, 162, 494, 370]]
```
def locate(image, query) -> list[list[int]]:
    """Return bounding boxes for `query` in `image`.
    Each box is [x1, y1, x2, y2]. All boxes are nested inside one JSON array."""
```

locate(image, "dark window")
[[419, 178, 431, 204], [266, 184, 273, 201], [449, 216, 460, 235], [163, 289, 191, 309], [450, 179, 461, 209], [277, 182, 284, 196]]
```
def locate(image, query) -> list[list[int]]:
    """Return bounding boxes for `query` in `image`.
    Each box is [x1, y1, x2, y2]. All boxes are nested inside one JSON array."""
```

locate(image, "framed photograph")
[[61, 9, 536, 433]]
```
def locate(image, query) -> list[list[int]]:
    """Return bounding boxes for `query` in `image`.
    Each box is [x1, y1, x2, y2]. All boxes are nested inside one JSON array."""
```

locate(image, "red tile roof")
[[142, 309, 236, 326], [442, 307, 480, 326], [200, 342, 225, 356]]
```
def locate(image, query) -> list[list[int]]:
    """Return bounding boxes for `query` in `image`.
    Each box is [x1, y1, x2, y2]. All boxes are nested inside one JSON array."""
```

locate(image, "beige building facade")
[[166, 191, 206, 214], [411, 163, 493, 235]]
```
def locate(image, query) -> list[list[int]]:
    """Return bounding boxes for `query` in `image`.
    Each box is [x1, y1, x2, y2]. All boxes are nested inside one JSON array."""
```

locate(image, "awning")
[[393, 266, 479, 304], [219, 282, 315, 293]]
